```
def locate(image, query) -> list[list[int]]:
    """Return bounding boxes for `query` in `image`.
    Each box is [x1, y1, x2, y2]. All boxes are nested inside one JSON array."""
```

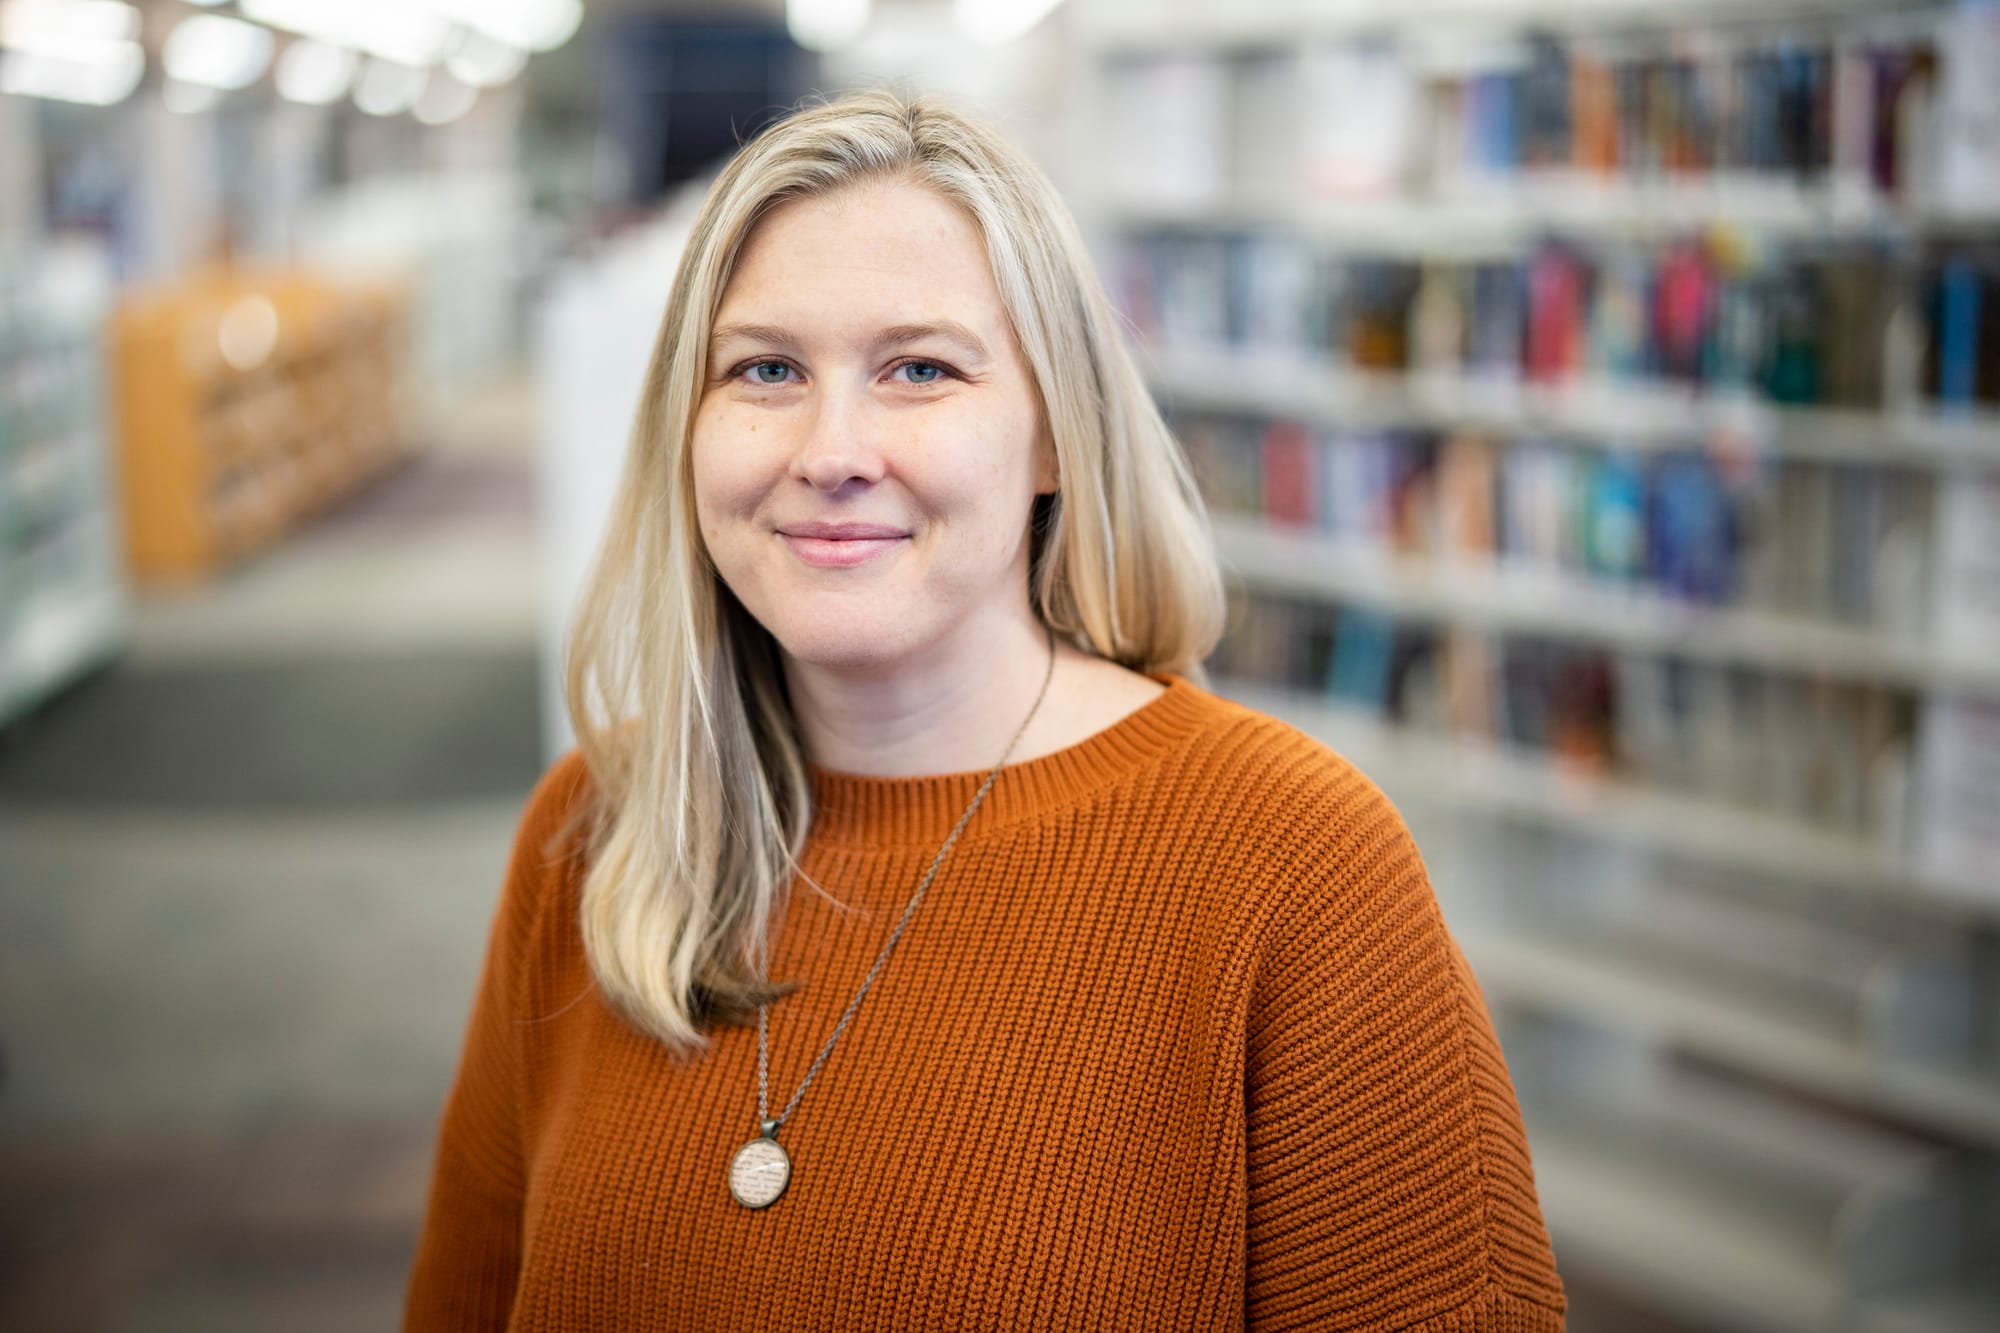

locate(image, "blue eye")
[[897, 361, 944, 384], [750, 361, 792, 384]]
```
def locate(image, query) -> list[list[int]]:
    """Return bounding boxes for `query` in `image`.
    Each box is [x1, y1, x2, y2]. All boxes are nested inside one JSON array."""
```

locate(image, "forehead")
[[717, 180, 1009, 330]]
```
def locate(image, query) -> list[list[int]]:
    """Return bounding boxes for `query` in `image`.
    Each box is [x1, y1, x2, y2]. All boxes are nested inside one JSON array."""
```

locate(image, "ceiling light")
[[218, 296, 280, 372], [0, 0, 138, 57], [163, 13, 271, 90], [423, 0, 580, 55], [444, 30, 525, 88], [352, 56, 424, 117], [787, 0, 869, 53], [242, 0, 452, 69], [0, 38, 140, 104], [952, 0, 1065, 45], [412, 70, 475, 125], [274, 37, 354, 105]]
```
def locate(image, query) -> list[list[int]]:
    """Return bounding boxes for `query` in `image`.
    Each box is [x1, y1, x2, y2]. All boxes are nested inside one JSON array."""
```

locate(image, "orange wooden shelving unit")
[[109, 265, 414, 586]]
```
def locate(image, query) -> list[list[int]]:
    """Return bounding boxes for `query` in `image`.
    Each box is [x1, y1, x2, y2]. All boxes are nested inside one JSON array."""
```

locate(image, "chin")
[[719, 582, 919, 671], [764, 610, 928, 675]]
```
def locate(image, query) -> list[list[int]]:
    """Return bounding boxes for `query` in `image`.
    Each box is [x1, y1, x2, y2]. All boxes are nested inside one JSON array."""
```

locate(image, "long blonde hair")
[[562, 87, 1224, 1055]]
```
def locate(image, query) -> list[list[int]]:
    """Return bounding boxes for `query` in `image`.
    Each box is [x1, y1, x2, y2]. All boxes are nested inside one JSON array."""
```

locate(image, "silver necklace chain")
[[755, 628, 1058, 1139]]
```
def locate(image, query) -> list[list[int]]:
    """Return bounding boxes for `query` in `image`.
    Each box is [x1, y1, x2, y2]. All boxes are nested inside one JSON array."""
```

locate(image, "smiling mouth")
[[777, 527, 907, 568]]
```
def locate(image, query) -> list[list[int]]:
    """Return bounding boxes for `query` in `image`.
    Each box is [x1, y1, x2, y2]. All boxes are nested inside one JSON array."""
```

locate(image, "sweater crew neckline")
[[804, 674, 1211, 848]]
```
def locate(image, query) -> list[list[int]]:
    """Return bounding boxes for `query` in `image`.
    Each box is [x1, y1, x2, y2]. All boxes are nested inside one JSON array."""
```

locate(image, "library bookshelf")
[[1152, 349, 2000, 470], [1213, 516, 2000, 699], [1070, 0, 2000, 1327], [109, 266, 413, 587], [0, 242, 126, 730]]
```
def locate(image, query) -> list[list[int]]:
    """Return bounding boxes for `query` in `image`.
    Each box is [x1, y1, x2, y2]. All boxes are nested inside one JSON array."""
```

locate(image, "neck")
[[782, 614, 1055, 778]]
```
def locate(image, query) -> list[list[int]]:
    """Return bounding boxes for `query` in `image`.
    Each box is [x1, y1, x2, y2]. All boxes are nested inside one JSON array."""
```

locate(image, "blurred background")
[[0, 0, 1996, 1328]]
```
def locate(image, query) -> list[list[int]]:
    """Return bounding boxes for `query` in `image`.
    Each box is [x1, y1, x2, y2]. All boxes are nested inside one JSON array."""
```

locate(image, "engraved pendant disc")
[[728, 1136, 791, 1209]]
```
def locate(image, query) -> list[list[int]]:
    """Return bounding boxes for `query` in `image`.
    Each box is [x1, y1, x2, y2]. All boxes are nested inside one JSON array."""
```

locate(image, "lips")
[[776, 521, 908, 568], [780, 522, 906, 540]]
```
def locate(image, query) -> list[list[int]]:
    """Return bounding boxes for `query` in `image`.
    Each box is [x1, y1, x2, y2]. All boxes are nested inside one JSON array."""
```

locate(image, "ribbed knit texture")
[[403, 677, 1567, 1331]]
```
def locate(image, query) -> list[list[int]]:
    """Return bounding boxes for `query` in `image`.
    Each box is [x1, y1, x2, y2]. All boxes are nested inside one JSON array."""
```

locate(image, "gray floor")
[[0, 378, 547, 1331]]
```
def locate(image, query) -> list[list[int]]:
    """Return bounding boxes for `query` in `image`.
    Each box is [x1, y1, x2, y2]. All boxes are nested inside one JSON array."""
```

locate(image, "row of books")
[[1180, 415, 1939, 631], [1214, 590, 1912, 838], [1434, 30, 1928, 189], [1099, 15, 1996, 212], [1120, 231, 2000, 409]]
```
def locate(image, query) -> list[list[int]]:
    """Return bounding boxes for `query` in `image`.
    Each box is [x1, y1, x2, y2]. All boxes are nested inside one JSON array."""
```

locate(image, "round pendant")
[[728, 1135, 791, 1209]]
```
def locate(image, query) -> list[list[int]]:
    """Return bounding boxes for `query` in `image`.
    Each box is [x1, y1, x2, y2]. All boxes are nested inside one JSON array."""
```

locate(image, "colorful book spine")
[[1934, 256, 1982, 407], [1260, 419, 1316, 527]]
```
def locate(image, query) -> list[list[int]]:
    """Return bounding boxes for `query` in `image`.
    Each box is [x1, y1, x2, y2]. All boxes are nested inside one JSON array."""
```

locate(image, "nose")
[[791, 384, 886, 493]]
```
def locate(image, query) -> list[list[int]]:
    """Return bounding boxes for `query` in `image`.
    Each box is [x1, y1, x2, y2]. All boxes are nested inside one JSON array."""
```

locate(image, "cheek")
[[690, 413, 765, 523], [924, 414, 1042, 553]]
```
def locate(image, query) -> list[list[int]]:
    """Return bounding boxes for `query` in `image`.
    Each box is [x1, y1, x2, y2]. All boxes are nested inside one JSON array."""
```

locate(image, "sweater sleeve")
[[1242, 769, 1567, 1333], [403, 752, 587, 1331]]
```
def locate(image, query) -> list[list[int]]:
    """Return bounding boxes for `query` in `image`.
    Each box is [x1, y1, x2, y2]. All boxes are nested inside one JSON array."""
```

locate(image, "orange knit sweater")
[[404, 677, 1566, 1331]]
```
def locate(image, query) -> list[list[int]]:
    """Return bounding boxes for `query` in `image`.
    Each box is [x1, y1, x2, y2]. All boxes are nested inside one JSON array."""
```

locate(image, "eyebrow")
[[708, 320, 993, 364]]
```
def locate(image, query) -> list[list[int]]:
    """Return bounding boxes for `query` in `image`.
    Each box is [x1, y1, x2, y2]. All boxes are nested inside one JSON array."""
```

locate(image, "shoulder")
[[1149, 685, 1443, 997], [494, 747, 602, 935], [522, 746, 599, 842], [1149, 680, 1416, 888], [1161, 695, 1569, 1323], [1159, 678, 1383, 796]]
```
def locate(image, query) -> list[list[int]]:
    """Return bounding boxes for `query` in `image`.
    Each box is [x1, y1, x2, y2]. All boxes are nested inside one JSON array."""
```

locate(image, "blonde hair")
[[562, 87, 1224, 1055]]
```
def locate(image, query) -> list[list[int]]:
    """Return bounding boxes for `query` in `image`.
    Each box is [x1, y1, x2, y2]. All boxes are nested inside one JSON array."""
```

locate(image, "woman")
[[405, 89, 1566, 1331]]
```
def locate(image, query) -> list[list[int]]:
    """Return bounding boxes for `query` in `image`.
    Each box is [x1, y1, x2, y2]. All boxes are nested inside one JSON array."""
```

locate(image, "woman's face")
[[691, 180, 1057, 676]]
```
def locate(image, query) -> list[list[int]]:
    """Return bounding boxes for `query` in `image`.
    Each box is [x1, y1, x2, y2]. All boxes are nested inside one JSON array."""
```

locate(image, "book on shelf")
[[1179, 400, 1956, 637], [1581, 451, 1646, 583], [1912, 695, 2000, 906], [1214, 587, 1918, 840], [1645, 451, 1738, 604], [1257, 418, 1314, 528], [1437, 430, 1497, 561], [1934, 1, 2000, 216], [1932, 470, 2000, 655], [1297, 38, 1419, 199], [1119, 225, 1987, 415], [1227, 232, 1321, 355], [1326, 606, 1399, 715], [1909, 469, 2000, 903], [1099, 54, 1229, 206], [1230, 53, 1301, 200], [1088, 10, 1989, 231], [1925, 247, 2000, 407]]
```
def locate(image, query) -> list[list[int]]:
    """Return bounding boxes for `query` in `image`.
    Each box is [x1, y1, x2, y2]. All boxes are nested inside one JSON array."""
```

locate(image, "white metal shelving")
[[0, 559, 123, 727], [1148, 347, 2000, 472], [1211, 515, 2000, 696], [1079, 0, 2000, 1320], [1077, 0, 1958, 52], [1218, 679, 2000, 922], [1091, 184, 1995, 254], [1460, 928, 2000, 1146], [1531, 1133, 2000, 1333], [0, 241, 127, 729], [1493, 1033, 1992, 1332], [1530, 1134, 1844, 1333]]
